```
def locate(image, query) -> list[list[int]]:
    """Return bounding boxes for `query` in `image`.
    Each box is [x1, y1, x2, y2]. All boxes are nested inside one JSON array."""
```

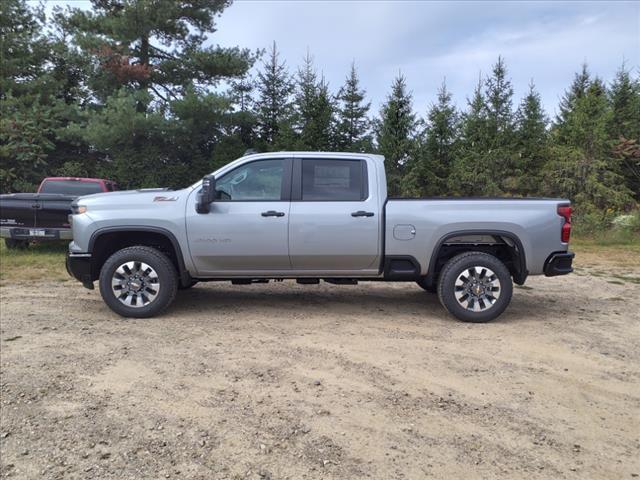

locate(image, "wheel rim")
[[454, 266, 501, 312], [111, 261, 160, 308]]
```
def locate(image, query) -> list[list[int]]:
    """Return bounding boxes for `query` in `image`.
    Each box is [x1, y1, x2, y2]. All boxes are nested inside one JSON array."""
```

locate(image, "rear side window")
[[301, 159, 367, 201], [39, 180, 104, 195]]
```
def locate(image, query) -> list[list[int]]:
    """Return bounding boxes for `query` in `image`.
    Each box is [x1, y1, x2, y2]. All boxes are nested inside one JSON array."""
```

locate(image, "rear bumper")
[[544, 251, 574, 277], [66, 252, 94, 289], [1, 226, 72, 240]]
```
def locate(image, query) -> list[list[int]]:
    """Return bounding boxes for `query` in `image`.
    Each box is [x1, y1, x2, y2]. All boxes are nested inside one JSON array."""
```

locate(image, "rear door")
[[288, 157, 380, 273]]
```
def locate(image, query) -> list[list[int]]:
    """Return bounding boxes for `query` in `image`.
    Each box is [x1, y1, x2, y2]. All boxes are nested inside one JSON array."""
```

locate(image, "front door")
[[288, 157, 381, 273], [186, 158, 292, 276]]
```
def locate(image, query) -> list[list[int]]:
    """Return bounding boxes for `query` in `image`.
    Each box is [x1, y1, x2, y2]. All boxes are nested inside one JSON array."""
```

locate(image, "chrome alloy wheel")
[[454, 266, 501, 312], [111, 261, 160, 308]]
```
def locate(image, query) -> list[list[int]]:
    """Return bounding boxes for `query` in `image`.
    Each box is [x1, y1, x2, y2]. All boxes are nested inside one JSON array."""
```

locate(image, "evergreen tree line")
[[1, 0, 638, 224]]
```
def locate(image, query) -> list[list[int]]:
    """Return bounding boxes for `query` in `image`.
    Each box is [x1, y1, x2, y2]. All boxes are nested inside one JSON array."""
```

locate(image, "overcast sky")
[[41, 0, 639, 118]]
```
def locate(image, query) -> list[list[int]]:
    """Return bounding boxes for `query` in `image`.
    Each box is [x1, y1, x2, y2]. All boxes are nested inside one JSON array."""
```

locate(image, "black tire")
[[5, 238, 28, 250], [416, 277, 437, 293], [437, 251, 513, 323], [99, 246, 178, 318], [178, 280, 198, 290]]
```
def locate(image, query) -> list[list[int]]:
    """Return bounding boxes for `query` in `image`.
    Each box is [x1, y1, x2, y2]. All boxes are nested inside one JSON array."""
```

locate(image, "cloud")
[[212, 1, 638, 117], [35, 0, 639, 119]]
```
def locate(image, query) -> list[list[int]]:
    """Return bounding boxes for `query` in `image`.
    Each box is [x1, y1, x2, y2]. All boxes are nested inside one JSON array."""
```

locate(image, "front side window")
[[301, 159, 366, 201], [215, 159, 285, 201]]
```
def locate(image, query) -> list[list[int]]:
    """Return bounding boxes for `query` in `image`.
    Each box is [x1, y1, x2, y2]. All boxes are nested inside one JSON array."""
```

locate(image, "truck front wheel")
[[437, 252, 513, 323], [98, 246, 178, 318]]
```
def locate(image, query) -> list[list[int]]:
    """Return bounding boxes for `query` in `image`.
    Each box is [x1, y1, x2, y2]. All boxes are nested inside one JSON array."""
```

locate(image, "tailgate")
[[0, 194, 37, 228], [34, 194, 76, 229]]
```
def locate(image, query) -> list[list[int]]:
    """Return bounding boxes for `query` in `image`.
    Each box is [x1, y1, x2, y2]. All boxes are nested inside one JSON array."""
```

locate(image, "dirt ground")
[[1, 253, 639, 479]]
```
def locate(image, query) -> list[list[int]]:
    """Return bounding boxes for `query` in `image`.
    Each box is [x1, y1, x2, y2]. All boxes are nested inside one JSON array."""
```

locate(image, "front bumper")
[[1, 226, 72, 240], [544, 251, 575, 276], [66, 252, 94, 289]]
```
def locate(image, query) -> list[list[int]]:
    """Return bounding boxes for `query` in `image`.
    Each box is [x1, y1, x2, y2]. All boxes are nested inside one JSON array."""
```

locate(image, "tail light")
[[557, 205, 572, 243]]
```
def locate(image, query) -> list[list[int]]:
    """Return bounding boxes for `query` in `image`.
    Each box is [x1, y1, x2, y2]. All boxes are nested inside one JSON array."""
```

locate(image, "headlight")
[[71, 205, 87, 214]]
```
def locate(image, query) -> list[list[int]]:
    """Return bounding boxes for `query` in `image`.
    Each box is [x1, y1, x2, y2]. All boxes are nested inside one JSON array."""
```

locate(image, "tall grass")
[[0, 241, 69, 282]]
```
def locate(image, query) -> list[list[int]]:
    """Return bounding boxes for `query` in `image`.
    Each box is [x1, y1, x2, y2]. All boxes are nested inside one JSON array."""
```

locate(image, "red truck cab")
[[37, 177, 119, 195]]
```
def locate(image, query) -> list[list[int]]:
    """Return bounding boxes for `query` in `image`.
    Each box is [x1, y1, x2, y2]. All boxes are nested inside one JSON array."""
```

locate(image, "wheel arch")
[[424, 229, 528, 287], [89, 226, 191, 286]]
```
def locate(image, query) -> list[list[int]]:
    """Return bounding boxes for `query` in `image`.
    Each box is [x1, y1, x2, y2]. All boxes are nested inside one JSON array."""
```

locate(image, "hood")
[[78, 187, 170, 200], [73, 188, 186, 208]]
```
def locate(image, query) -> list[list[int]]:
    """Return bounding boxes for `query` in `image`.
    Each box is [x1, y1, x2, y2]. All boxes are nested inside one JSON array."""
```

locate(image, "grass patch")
[[571, 234, 640, 269], [572, 230, 640, 248], [0, 241, 68, 283]]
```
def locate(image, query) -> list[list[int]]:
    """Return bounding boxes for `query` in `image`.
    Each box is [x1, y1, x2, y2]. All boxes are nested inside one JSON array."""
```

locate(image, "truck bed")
[[385, 197, 569, 276]]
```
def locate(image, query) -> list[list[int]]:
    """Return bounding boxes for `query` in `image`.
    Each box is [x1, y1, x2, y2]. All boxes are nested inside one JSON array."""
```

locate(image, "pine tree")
[[608, 64, 640, 198], [293, 51, 334, 150], [65, 0, 254, 106], [375, 74, 417, 196], [556, 63, 590, 125], [449, 75, 497, 195], [514, 81, 548, 195], [254, 42, 294, 147], [229, 74, 257, 147], [308, 77, 334, 150], [545, 76, 633, 211], [335, 62, 371, 151], [0, 0, 50, 98], [484, 56, 517, 192], [210, 74, 258, 169], [405, 81, 458, 196], [485, 56, 514, 148], [0, 0, 95, 191], [609, 64, 640, 140]]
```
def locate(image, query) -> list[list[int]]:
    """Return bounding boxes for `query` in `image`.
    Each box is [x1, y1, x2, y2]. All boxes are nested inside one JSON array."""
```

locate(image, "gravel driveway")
[[1, 260, 639, 479]]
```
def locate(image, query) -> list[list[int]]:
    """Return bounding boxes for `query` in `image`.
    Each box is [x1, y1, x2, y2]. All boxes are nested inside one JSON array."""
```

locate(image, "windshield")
[[40, 180, 104, 195]]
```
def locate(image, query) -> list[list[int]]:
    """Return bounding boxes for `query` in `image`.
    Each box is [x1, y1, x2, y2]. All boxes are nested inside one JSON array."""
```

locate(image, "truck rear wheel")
[[99, 246, 178, 318], [437, 252, 513, 323]]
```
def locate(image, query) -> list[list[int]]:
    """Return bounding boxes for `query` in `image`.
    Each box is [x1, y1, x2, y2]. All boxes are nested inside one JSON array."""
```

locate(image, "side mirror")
[[196, 175, 216, 213]]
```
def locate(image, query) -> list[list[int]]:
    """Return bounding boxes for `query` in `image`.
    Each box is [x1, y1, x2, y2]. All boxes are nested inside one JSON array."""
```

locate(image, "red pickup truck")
[[0, 177, 118, 249]]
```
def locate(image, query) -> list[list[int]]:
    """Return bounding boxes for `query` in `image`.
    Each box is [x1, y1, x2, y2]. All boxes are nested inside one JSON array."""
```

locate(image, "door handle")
[[351, 210, 374, 217], [261, 210, 285, 217]]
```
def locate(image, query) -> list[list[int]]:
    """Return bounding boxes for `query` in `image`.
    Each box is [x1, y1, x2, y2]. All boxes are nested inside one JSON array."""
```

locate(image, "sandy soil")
[[0, 257, 639, 479]]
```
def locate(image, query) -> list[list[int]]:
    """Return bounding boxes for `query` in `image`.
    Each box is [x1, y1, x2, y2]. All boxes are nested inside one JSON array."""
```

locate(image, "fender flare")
[[89, 226, 190, 285], [426, 229, 528, 285]]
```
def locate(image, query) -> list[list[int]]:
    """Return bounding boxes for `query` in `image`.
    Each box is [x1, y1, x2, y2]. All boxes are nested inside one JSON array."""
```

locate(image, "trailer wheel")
[[4, 239, 29, 250], [99, 246, 178, 318], [437, 251, 513, 323]]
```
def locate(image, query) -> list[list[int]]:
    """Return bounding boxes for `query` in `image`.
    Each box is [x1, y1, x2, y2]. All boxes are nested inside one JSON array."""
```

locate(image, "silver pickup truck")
[[66, 152, 574, 322]]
